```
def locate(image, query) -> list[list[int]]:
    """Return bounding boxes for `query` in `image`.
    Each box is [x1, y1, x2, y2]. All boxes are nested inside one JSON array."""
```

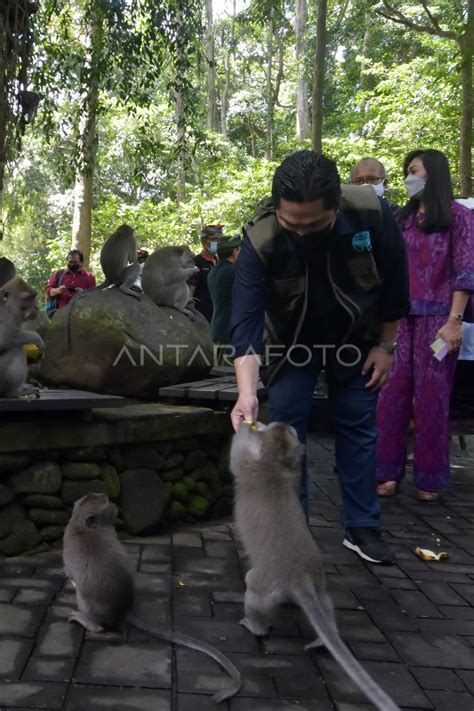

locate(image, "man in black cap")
[[208, 235, 241, 364], [189, 225, 223, 321]]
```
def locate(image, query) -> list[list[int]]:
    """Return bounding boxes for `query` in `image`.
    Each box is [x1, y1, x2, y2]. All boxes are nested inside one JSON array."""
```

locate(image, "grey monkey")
[[0, 278, 45, 398], [141, 245, 199, 319], [63, 493, 241, 704], [230, 422, 399, 711], [65, 224, 141, 349], [99, 224, 141, 299], [0, 257, 16, 287]]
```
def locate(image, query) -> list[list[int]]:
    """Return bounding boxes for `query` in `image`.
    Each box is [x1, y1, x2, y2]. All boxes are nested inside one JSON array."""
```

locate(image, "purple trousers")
[[376, 315, 458, 492]]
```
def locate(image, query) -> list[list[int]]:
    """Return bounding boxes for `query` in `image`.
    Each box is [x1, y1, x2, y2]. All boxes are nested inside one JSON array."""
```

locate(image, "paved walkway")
[[1, 435, 474, 710]]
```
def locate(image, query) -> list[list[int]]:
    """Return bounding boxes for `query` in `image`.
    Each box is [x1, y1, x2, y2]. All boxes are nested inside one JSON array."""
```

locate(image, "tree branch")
[[376, 0, 456, 39]]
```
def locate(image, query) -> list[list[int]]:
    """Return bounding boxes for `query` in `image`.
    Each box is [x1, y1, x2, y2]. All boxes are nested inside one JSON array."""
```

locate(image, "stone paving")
[[1, 434, 474, 710]]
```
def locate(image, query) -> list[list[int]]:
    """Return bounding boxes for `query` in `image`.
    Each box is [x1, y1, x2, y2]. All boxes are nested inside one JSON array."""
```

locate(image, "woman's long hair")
[[396, 149, 453, 233]]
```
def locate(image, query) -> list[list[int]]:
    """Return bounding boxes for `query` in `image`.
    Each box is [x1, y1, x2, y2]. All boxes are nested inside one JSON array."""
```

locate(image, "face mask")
[[360, 182, 385, 198], [405, 174, 426, 199], [68, 263, 81, 272], [208, 241, 218, 255]]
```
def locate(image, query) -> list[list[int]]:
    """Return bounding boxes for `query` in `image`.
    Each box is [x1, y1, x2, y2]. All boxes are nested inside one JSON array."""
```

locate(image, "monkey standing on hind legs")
[[63, 493, 241, 704], [0, 277, 45, 398], [229, 422, 400, 711]]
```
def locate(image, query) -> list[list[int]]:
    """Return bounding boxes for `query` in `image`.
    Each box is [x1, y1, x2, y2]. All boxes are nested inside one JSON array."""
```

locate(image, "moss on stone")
[[182, 476, 197, 493], [173, 482, 189, 503], [100, 463, 121, 500], [167, 500, 186, 520], [187, 495, 210, 518], [195, 481, 215, 504]]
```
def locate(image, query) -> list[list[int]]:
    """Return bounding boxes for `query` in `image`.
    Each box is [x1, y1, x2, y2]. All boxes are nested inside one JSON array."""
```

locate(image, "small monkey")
[[63, 493, 241, 704], [141, 246, 199, 319], [0, 277, 45, 398], [0, 257, 16, 287], [230, 422, 399, 711], [99, 224, 141, 299]]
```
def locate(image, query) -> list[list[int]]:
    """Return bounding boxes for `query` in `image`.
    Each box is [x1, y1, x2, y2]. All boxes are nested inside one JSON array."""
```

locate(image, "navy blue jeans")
[[267, 361, 380, 528]]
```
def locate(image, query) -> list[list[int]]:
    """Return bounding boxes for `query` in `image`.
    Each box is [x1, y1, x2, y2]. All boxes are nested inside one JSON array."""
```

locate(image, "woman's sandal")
[[376, 481, 398, 496], [417, 490, 439, 502]]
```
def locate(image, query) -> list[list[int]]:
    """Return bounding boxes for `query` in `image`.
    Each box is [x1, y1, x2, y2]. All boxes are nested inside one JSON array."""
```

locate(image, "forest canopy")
[[0, 0, 472, 288]]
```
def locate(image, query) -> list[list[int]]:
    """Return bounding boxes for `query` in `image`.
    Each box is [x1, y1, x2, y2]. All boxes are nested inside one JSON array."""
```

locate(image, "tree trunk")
[[458, 0, 473, 196], [174, 6, 187, 203], [311, 0, 327, 153], [220, 0, 236, 137], [295, 0, 309, 141], [71, 3, 103, 268], [206, 0, 217, 131], [265, 13, 274, 160]]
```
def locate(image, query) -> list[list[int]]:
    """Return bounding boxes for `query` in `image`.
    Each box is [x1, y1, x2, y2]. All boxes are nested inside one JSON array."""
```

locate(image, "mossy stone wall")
[[0, 404, 233, 557]]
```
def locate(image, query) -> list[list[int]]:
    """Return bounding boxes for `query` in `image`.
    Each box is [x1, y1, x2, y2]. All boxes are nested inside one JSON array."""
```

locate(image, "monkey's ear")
[[85, 515, 97, 528], [0, 290, 8, 302]]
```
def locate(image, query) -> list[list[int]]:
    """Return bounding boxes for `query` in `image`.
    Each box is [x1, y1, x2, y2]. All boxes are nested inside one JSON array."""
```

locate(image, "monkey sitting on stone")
[[229, 422, 399, 711], [141, 246, 199, 319], [0, 277, 45, 398], [0, 257, 16, 287], [99, 224, 141, 299], [63, 493, 241, 704]]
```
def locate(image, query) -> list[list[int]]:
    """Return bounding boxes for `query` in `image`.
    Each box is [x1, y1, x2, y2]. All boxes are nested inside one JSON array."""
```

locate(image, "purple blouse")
[[402, 201, 474, 316]]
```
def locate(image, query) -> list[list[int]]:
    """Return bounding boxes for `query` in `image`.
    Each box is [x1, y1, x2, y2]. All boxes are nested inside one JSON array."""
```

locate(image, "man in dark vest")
[[230, 150, 409, 565], [208, 235, 241, 365]]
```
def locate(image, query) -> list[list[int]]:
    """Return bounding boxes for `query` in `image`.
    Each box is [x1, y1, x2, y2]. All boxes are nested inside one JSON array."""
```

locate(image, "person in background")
[[188, 225, 223, 322], [45, 249, 96, 311], [351, 157, 398, 211], [376, 149, 474, 502], [208, 235, 241, 365]]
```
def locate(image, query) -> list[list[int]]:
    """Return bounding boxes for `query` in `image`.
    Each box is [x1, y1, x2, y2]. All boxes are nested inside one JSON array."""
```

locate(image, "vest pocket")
[[346, 252, 382, 292], [269, 276, 305, 314]]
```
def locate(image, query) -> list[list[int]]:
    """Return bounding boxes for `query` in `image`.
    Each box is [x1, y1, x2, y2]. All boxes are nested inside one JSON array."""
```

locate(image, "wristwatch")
[[378, 342, 398, 355], [449, 312, 463, 322]]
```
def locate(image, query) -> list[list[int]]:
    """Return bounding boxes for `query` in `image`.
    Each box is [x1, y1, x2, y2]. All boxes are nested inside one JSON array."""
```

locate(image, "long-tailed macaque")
[[141, 246, 199, 319], [63, 493, 241, 704], [99, 224, 141, 299], [0, 277, 45, 397], [230, 422, 399, 711]]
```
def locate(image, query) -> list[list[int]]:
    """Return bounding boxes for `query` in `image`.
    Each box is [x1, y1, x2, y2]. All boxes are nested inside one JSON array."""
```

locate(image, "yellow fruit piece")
[[23, 344, 41, 360], [415, 547, 449, 562]]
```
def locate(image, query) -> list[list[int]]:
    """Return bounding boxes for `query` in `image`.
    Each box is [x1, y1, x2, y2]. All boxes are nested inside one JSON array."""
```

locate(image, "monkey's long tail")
[[127, 614, 241, 704], [293, 585, 400, 711]]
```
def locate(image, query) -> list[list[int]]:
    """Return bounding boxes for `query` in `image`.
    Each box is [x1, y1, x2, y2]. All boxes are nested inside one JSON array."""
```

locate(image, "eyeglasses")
[[353, 176, 384, 185]]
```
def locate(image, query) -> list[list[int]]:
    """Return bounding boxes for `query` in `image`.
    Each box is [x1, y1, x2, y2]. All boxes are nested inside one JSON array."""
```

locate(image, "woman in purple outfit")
[[376, 149, 474, 501]]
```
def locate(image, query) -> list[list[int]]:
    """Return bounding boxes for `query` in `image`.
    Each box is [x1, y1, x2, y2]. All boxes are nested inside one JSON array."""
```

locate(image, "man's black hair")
[[271, 150, 341, 210], [397, 149, 453, 233], [68, 249, 84, 262]]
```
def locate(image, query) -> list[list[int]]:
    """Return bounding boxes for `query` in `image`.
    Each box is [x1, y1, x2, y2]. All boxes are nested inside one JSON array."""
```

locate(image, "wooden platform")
[[0, 389, 126, 413], [159, 374, 266, 402]]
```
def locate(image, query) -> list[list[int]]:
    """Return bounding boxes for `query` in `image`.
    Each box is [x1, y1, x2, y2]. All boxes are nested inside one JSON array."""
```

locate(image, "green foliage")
[[1, 0, 469, 280]]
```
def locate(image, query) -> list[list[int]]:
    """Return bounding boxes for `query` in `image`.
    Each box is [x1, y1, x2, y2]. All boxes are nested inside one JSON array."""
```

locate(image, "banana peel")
[[415, 547, 449, 562]]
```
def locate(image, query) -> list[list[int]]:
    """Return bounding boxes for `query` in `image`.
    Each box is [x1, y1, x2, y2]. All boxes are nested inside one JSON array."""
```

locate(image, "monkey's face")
[[177, 246, 199, 274], [261, 422, 304, 470], [71, 493, 118, 529], [233, 421, 304, 480], [2, 278, 39, 321]]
